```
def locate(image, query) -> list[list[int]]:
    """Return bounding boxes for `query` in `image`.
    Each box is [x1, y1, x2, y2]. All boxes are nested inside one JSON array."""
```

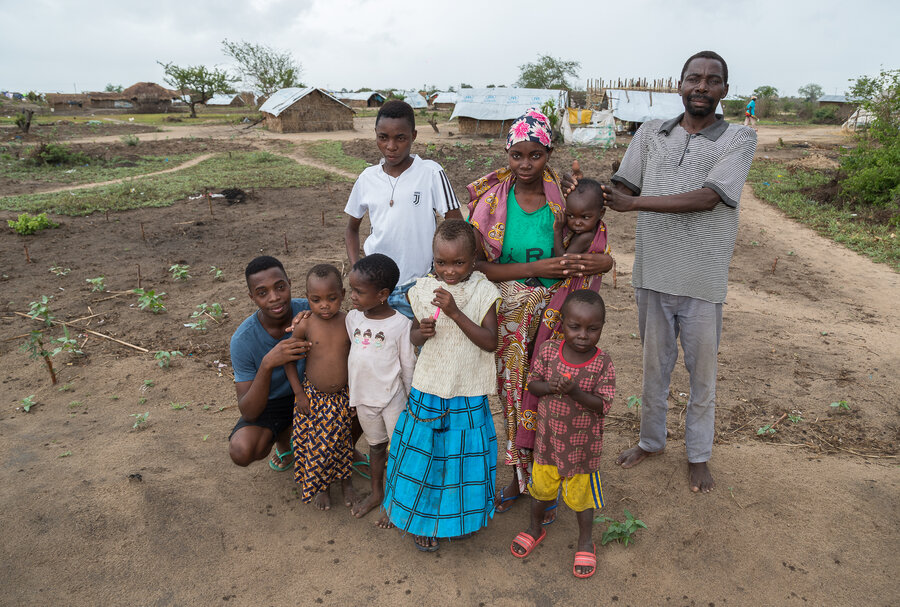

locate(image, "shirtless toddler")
[[285, 264, 359, 510]]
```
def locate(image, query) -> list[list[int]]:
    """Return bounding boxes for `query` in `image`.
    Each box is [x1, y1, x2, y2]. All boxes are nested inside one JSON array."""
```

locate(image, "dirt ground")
[[0, 119, 897, 607]]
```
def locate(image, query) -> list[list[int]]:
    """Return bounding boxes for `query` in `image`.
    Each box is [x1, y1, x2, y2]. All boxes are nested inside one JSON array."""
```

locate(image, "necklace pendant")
[[389, 199, 394, 207]]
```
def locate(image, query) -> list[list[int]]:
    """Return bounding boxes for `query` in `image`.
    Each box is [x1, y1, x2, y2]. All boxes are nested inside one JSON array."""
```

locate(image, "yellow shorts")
[[528, 463, 604, 512]]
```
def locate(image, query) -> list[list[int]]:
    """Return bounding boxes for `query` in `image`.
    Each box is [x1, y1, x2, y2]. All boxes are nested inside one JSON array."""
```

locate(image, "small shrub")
[[133, 288, 166, 313], [154, 350, 183, 368], [86, 276, 106, 292], [131, 412, 150, 429], [28, 142, 90, 166], [169, 264, 190, 280], [595, 509, 648, 547], [811, 106, 839, 124], [19, 395, 36, 412], [120, 134, 140, 147], [8, 212, 59, 235]]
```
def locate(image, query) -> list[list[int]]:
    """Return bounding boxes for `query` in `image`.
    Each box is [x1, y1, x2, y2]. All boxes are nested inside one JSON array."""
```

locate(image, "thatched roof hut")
[[259, 88, 354, 133], [121, 82, 178, 113], [46, 93, 86, 111]]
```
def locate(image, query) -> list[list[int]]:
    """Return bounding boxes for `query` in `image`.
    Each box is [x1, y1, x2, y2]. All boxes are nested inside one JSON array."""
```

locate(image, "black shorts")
[[229, 395, 294, 443]]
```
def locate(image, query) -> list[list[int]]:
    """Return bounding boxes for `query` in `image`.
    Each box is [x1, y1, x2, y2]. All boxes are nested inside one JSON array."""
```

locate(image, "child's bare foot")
[[615, 445, 661, 468], [351, 491, 383, 518], [313, 491, 331, 511], [341, 478, 361, 507], [375, 514, 394, 529], [689, 462, 715, 493]]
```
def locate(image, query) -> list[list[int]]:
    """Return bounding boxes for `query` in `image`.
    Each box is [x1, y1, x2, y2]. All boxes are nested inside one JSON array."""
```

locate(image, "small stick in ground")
[[140, 222, 147, 242], [771, 257, 778, 273], [612, 258, 617, 289], [284, 234, 289, 255], [207, 191, 214, 218], [105, 209, 109, 222], [321, 210, 325, 226], [137, 264, 142, 289], [15, 311, 149, 353], [24, 243, 31, 263]]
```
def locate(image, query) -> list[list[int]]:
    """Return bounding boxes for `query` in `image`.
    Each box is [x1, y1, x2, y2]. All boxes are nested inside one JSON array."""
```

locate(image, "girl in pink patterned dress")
[[510, 289, 615, 579]]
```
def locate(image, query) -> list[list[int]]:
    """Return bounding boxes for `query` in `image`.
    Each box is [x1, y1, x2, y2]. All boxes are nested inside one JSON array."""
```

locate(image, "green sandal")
[[269, 446, 293, 472], [351, 454, 371, 480]]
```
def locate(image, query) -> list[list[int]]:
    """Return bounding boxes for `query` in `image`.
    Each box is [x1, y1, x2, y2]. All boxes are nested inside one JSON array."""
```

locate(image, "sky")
[[2, 0, 897, 99]]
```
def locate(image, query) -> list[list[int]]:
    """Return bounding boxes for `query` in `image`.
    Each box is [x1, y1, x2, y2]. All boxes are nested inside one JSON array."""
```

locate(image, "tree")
[[221, 39, 302, 98], [460, 83, 473, 89], [839, 68, 900, 209], [753, 85, 779, 99], [798, 83, 824, 102], [158, 62, 236, 118], [104, 84, 123, 93], [517, 55, 581, 90]]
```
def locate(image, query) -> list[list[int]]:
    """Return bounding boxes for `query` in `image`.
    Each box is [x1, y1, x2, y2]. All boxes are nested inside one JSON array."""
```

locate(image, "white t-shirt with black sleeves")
[[344, 154, 460, 286]]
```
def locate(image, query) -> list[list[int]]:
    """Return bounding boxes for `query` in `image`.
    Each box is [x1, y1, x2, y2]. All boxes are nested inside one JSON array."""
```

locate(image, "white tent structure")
[[403, 90, 427, 109], [842, 107, 873, 131], [605, 89, 722, 124], [450, 88, 567, 135], [432, 91, 459, 108]]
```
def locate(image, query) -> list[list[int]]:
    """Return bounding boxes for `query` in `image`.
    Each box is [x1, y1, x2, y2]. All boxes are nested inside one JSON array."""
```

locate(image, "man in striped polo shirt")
[[568, 51, 756, 493]]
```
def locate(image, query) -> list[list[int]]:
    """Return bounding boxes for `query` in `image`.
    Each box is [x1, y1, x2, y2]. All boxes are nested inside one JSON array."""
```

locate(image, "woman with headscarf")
[[467, 110, 613, 520]]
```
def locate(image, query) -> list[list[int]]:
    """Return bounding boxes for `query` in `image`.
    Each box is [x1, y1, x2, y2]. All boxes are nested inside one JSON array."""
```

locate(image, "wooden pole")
[[24, 243, 31, 263], [207, 191, 214, 217], [283, 233, 289, 255], [137, 264, 142, 289], [140, 222, 147, 242], [321, 210, 325, 226]]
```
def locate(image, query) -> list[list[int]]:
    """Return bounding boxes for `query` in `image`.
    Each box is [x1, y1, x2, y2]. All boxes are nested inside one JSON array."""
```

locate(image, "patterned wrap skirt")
[[495, 280, 555, 492], [383, 388, 497, 538], [292, 378, 353, 503]]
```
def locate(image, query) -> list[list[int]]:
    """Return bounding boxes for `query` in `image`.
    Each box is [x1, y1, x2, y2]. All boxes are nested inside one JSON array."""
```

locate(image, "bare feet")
[[689, 462, 715, 493], [313, 490, 331, 511], [351, 491, 383, 518], [615, 445, 660, 469], [341, 478, 361, 508], [375, 514, 394, 529]]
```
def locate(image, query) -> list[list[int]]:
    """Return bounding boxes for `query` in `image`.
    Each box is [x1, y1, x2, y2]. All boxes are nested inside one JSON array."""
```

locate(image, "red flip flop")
[[510, 528, 546, 559], [573, 544, 596, 578]]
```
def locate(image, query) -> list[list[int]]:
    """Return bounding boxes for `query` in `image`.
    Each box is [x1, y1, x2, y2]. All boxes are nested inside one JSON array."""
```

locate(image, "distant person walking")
[[744, 95, 758, 130]]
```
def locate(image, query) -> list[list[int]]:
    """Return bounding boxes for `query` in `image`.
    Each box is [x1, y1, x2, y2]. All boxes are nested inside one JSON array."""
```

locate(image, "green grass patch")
[[0, 150, 197, 185], [749, 160, 899, 270], [0, 151, 344, 216], [304, 140, 370, 174]]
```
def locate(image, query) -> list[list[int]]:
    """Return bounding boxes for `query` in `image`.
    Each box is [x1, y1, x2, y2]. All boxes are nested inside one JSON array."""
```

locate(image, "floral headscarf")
[[505, 108, 553, 150]]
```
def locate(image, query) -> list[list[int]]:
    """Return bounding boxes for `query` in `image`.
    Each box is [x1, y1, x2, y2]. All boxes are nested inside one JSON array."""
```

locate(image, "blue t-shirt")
[[746, 99, 756, 115], [230, 298, 309, 400]]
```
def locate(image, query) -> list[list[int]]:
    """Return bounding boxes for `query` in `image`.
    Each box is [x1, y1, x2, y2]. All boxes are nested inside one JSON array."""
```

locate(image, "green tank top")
[[499, 187, 557, 288]]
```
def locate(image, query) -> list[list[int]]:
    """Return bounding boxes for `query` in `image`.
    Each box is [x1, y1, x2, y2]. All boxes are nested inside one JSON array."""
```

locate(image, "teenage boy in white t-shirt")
[[344, 100, 463, 319]]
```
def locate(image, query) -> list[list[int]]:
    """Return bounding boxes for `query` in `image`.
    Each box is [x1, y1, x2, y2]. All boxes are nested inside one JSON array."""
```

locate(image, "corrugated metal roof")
[[206, 94, 236, 106], [818, 94, 849, 103], [259, 87, 351, 117], [450, 88, 567, 121], [606, 90, 722, 123]]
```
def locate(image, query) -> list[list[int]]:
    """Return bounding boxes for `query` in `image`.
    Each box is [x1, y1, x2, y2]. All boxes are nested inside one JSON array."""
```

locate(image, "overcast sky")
[[3, 0, 897, 98]]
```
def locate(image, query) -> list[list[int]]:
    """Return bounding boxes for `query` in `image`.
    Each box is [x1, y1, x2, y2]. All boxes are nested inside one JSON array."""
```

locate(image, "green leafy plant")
[[138, 397, 147, 405], [788, 413, 803, 423], [757, 424, 777, 436], [130, 411, 150, 429], [143, 379, 155, 388], [27, 295, 55, 326], [154, 350, 183, 368], [58, 383, 74, 392], [170, 402, 189, 410], [49, 265, 71, 276], [86, 276, 106, 292], [426, 143, 436, 154], [133, 288, 166, 313], [209, 266, 225, 281], [830, 400, 851, 411], [120, 134, 140, 147], [626, 395, 642, 410], [58, 451, 72, 458], [169, 264, 191, 280], [20, 330, 57, 384], [19, 395, 36, 412], [51, 326, 83, 356], [187, 302, 224, 331], [68, 401, 83, 408], [594, 509, 647, 547]]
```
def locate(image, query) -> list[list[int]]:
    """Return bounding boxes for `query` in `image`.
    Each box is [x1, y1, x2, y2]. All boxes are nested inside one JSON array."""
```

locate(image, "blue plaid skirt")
[[383, 388, 497, 538]]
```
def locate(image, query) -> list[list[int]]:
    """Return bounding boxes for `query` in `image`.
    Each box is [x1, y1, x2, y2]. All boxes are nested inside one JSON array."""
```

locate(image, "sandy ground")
[[0, 121, 897, 607]]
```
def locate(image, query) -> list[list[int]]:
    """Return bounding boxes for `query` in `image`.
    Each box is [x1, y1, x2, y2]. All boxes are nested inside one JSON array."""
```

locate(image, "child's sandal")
[[510, 528, 546, 559], [573, 544, 596, 578]]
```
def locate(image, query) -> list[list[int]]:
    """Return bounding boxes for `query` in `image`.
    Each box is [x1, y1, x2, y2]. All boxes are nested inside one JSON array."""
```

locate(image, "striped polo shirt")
[[612, 114, 757, 303]]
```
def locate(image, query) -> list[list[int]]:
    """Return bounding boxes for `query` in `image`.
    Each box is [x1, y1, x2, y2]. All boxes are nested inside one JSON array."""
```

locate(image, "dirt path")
[[0, 153, 216, 197]]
